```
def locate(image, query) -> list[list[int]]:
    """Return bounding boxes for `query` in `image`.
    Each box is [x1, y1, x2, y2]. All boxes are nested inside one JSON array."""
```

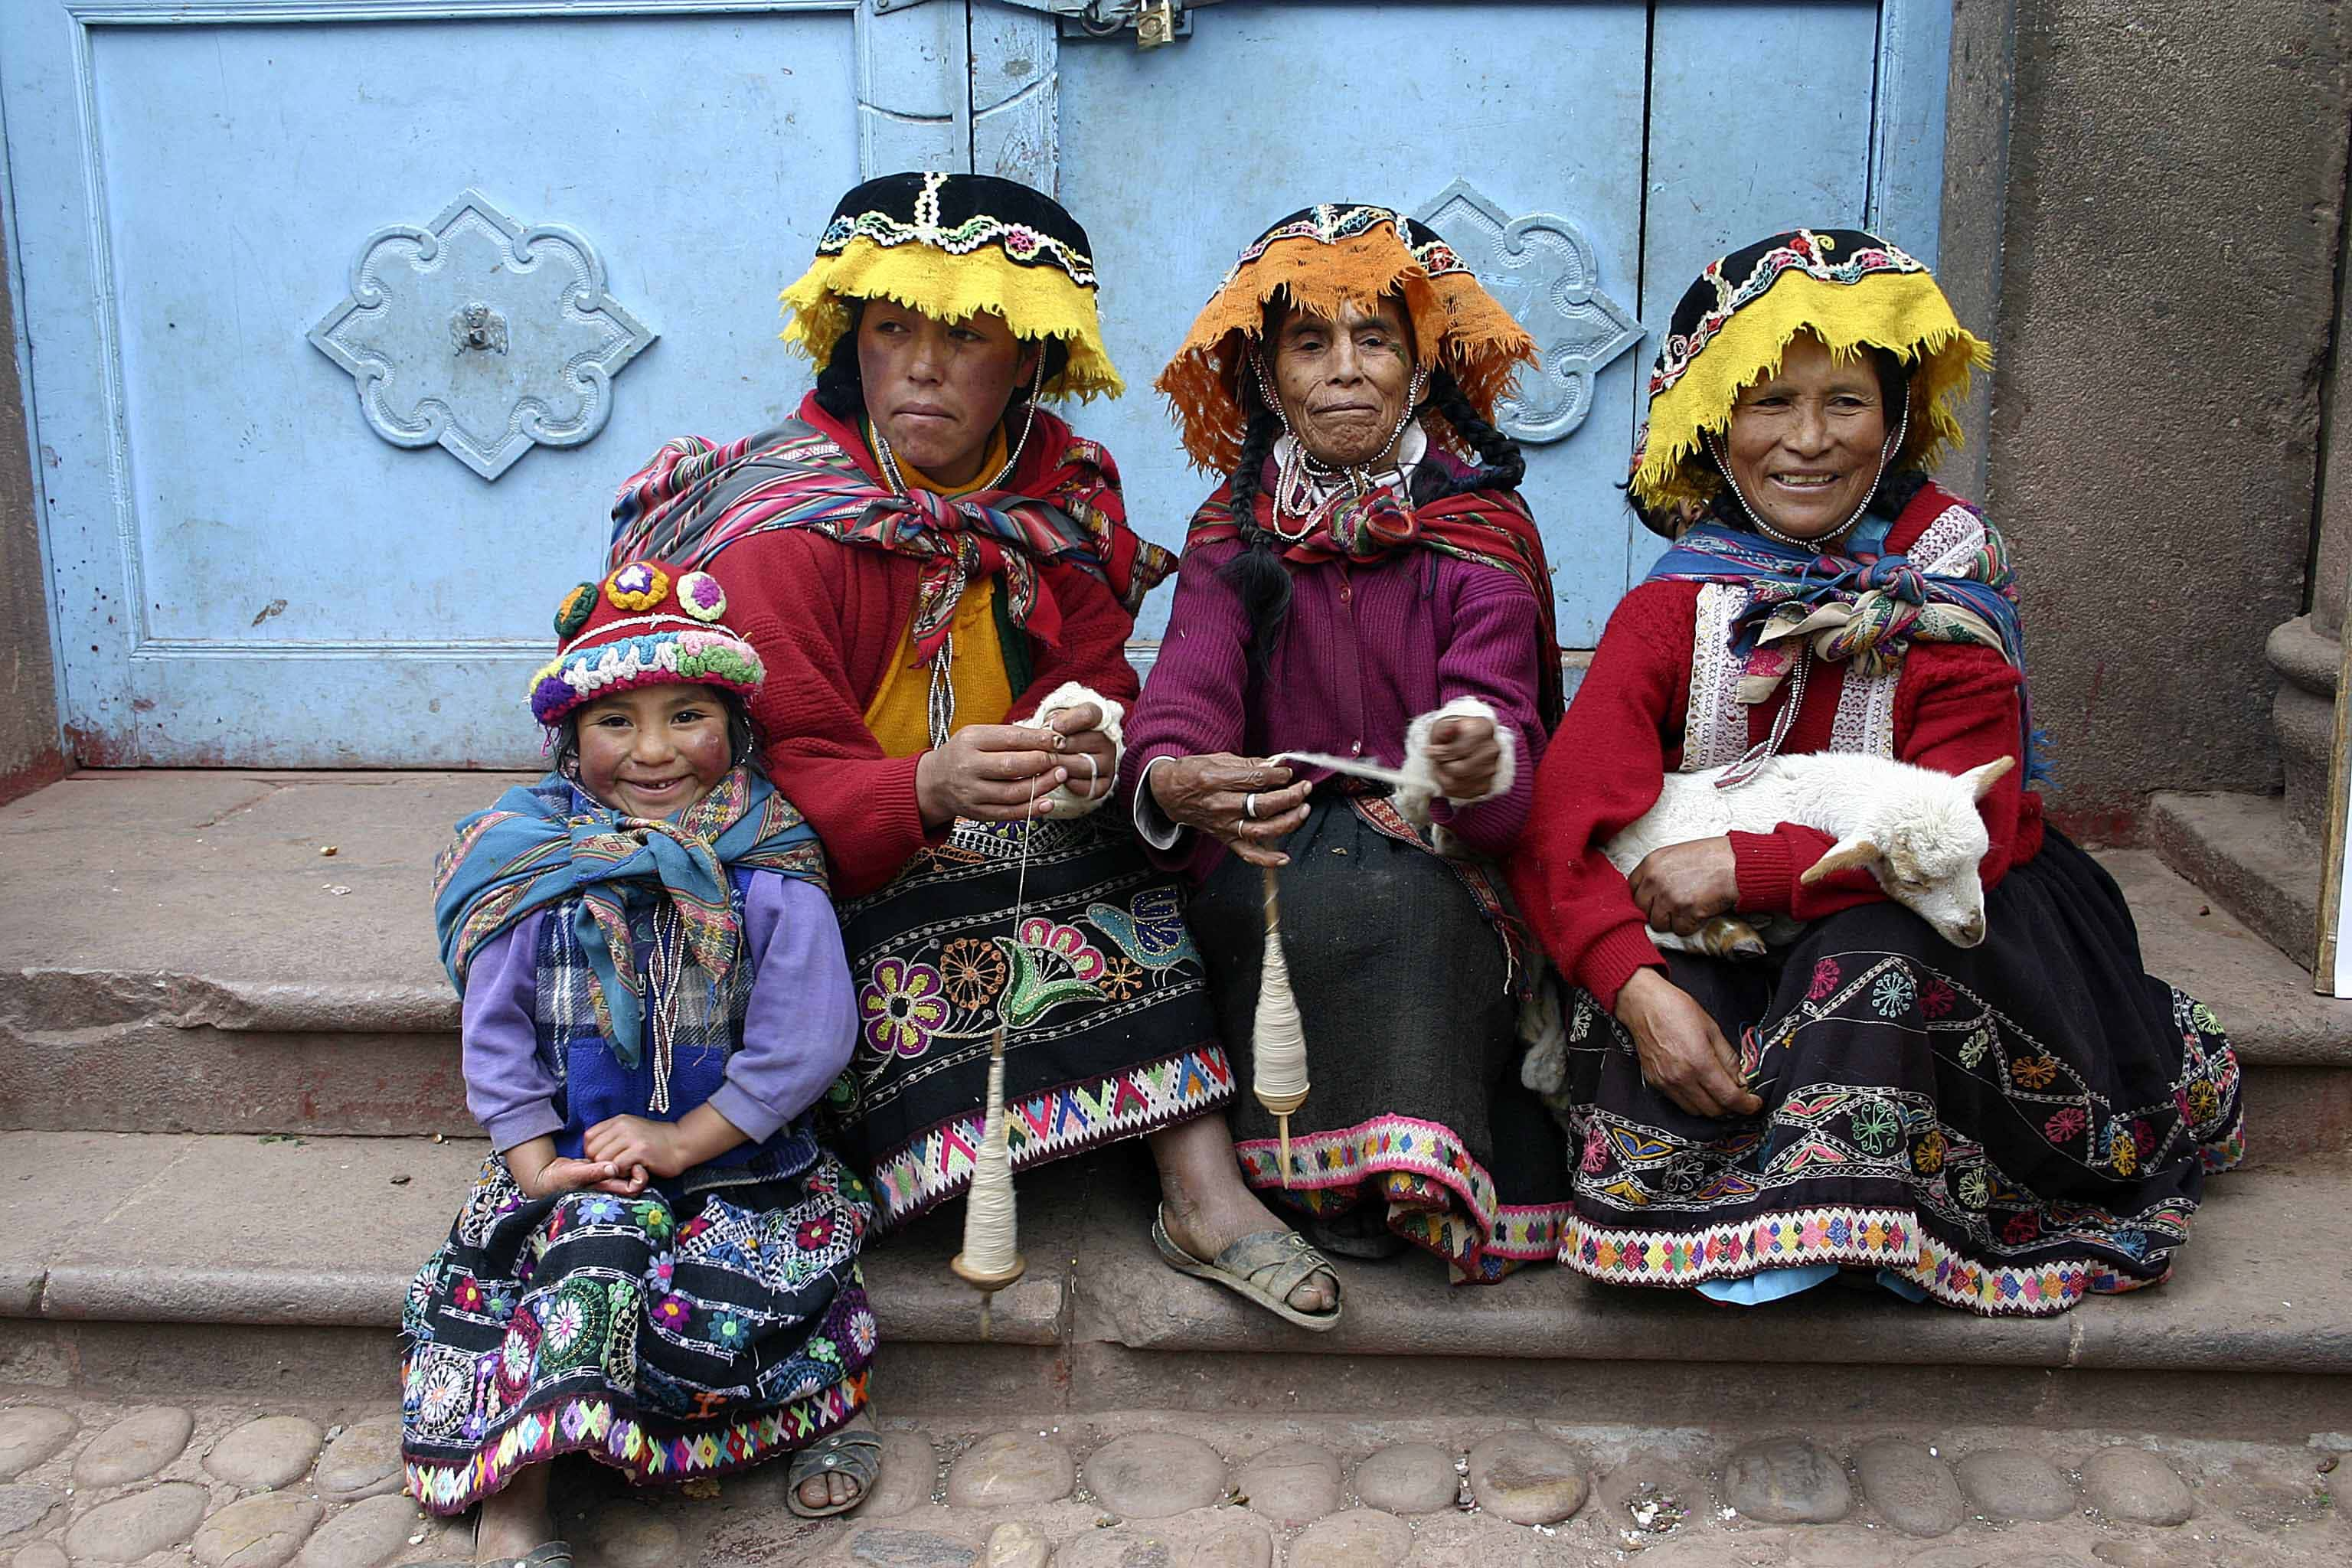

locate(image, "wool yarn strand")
[[1253, 863, 1311, 1184]]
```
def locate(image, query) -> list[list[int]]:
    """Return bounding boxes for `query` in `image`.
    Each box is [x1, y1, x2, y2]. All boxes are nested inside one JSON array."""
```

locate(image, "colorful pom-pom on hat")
[[526, 560, 764, 727]]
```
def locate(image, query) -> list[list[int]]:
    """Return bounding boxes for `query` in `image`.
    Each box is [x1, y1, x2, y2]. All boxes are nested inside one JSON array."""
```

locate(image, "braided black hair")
[[1416, 365, 1526, 501], [1217, 404, 1291, 679], [812, 298, 1069, 427]]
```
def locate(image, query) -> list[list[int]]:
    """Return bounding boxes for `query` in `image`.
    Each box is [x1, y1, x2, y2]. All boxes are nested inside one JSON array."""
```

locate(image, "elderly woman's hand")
[[915, 722, 1073, 827], [1150, 753, 1311, 867], [1425, 715, 1502, 802], [1043, 702, 1118, 804], [1615, 969, 1762, 1119], [1628, 835, 1740, 937]]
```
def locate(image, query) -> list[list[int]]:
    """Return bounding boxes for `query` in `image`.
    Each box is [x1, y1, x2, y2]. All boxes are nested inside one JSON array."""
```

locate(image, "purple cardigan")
[[459, 872, 857, 1152], [1121, 534, 1550, 882]]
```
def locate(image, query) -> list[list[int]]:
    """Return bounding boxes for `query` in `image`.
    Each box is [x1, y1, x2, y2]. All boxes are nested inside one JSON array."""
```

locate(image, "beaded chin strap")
[[1251, 351, 1428, 537], [869, 352, 1053, 748]]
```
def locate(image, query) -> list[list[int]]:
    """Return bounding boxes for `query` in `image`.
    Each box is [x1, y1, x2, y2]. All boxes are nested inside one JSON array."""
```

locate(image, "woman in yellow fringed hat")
[[1510, 229, 2245, 1314], [609, 172, 1334, 1332], [1122, 204, 1575, 1292]]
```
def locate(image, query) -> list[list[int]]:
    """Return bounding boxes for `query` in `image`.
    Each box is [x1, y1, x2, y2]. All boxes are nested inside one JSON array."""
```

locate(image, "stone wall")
[[1970, 0, 2351, 832], [0, 214, 65, 805]]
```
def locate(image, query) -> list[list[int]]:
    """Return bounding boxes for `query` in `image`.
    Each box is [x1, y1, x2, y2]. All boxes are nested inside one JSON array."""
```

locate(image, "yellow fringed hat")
[[1631, 227, 1991, 523], [779, 171, 1122, 402], [1156, 204, 1538, 474]]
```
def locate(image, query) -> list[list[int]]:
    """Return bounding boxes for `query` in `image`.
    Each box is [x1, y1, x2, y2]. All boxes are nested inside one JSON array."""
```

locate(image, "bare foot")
[[797, 1410, 877, 1512], [474, 1463, 557, 1563], [1149, 1117, 1338, 1315]]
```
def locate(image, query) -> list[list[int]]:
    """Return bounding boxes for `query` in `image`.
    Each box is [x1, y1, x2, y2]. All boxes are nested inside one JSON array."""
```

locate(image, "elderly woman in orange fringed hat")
[[606, 173, 1339, 1331], [1508, 229, 2244, 1314], [1122, 205, 1575, 1296]]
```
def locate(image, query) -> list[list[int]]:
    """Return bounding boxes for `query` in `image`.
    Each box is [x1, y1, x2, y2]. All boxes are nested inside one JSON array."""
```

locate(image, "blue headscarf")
[[433, 767, 828, 1065]]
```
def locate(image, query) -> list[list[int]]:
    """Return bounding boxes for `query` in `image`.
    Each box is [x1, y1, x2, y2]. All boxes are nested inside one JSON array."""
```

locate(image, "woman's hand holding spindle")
[[1424, 715, 1501, 801], [1150, 753, 1311, 868], [914, 722, 1072, 827]]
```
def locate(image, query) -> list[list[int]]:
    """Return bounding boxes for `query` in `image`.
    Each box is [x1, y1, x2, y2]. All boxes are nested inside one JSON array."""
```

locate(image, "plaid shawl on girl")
[[433, 768, 827, 1065], [606, 395, 1173, 660]]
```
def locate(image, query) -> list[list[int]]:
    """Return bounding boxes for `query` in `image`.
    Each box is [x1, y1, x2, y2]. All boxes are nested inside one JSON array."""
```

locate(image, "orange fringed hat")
[[1156, 204, 1538, 474]]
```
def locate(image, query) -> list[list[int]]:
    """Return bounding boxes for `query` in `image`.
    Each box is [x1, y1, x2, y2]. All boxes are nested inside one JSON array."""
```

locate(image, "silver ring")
[[1243, 792, 1259, 821]]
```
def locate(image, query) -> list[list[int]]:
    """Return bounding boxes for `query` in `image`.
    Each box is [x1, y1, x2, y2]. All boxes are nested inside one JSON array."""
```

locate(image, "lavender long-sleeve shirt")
[[459, 873, 857, 1152], [1121, 534, 1551, 882]]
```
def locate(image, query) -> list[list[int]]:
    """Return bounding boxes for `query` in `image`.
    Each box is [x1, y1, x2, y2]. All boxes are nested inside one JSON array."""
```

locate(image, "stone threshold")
[[1, 1131, 2344, 1383]]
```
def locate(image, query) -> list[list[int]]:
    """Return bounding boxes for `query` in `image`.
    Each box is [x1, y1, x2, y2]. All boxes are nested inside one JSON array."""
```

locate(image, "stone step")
[[6, 773, 2352, 1159], [2148, 789, 2324, 973], [2, 1132, 2345, 1439]]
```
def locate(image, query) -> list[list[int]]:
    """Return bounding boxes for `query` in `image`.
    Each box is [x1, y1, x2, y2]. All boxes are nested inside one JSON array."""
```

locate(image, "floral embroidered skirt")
[[400, 1138, 876, 1513], [1190, 796, 1572, 1284], [828, 815, 1233, 1229], [1554, 830, 2245, 1315]]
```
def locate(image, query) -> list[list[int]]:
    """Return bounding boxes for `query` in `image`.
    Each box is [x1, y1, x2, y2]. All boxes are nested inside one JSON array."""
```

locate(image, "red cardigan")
[[710, 430, 1146, 900], [1508, 485, 2045, 1012]]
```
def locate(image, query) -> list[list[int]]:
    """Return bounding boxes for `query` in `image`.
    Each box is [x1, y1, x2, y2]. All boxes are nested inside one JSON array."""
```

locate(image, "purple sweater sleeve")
[[1119, 541, 1253, 880], [459, 911, 565, 1153], [1423, 564, 1550, 858], [704, 873, 859, 1143]]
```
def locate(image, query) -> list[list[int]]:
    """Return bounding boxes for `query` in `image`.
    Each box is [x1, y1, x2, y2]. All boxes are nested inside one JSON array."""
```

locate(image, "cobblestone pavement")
[[2, 1394, 2343, 1566]]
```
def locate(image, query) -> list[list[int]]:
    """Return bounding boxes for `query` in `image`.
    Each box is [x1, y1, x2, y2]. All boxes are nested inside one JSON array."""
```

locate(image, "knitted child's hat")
[[527, 560, 764, 727]]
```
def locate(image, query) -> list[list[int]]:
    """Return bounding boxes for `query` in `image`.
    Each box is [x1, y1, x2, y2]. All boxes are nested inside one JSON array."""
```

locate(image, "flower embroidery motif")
[[848, 1307, 880, 1357], [2043, 1106, 2088, 1145], [1911, 1129, 1947, 1174], [647, 1251, 676, 1291], [2107, 1122, 2140, 1177], [543, 1292, 587, 1353], [2131, 1118, 2157, 1158], [653, 1295, 693, 1329], [676, 570, 728, 622], [939, 938, 1009, 1009], [1958, 1026, 1995, 1069], [2010, 1054, 2060, 1090], [2002, 1210, 2042, 1246], [452, 1276, 486, 1313], [2184, 1080, 2222, 1122], [795, 1216, 836, 1251], [1579, 1127, 1612, 1175], [860, 958, 950, 1058], [1097, 956, 1145, 1001], [1806, 959, 1841, 1002], [1954, 1165, 1992, 1210], [1869, 969, 1917, 1018], [1919, 980, 1957, 1019], [1847, 1098, 1904, 1157], [1018, 917, 1106, 982], [712, 1314, 749, 1349]]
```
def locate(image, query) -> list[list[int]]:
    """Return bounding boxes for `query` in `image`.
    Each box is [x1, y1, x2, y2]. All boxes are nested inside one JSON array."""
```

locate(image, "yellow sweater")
[[860, 429, 1015, 759]]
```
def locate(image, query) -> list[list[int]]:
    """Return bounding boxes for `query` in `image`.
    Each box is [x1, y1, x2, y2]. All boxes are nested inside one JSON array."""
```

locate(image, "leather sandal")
[[786, 1427, 884, 1518], [1151, 1202, 1342, 1331]]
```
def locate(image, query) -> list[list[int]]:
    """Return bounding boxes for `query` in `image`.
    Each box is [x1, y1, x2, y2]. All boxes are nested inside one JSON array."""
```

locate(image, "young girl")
[[403, 560, 881, 1566]]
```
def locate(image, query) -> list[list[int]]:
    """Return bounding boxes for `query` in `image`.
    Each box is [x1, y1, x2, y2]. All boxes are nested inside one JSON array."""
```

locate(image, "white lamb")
[[1601, 752, 2016, 959]]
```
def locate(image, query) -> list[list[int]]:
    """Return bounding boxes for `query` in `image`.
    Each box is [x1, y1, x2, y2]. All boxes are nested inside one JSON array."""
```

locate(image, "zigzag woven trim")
[[867, 1046, 1235, 1228], [403, 1369, 867, 1514], [1560, 1205, 2176, 1318]]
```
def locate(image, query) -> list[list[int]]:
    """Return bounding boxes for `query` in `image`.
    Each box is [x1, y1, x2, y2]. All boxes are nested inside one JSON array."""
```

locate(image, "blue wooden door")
[[1033, 0, 1949, 648], [2, 0, 979, 766], [7, 1, 1947, 766]]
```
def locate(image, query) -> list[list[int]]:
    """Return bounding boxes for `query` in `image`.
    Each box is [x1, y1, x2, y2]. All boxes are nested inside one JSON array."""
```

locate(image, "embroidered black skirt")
[[1189, 795, 1572, 1283], [1553, 830, 2245, 1315], [827, 815, 1233, 1228], [401, 1139, 875, 1511]]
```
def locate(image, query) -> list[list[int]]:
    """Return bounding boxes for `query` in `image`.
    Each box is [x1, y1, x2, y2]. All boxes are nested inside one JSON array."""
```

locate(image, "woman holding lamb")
[[1508, 229, 2244, 1315]]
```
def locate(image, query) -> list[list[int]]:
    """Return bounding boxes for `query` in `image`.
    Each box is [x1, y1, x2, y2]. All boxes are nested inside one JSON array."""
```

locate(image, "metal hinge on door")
[[871, 1, 1203, 50]]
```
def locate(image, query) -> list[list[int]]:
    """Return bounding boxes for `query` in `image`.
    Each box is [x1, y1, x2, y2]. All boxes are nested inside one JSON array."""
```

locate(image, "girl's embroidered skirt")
[[828, 815, 1233, 1228], [1554, 831, 2246, 1315], [1189, 795, 1573, 1284], [400, 1142, 875, 1512]]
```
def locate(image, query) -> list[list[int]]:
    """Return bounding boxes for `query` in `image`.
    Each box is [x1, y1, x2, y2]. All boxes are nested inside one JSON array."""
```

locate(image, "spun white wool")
[[953, 1034, 1022, 1285], [1253, 864, 1311, 1184]]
